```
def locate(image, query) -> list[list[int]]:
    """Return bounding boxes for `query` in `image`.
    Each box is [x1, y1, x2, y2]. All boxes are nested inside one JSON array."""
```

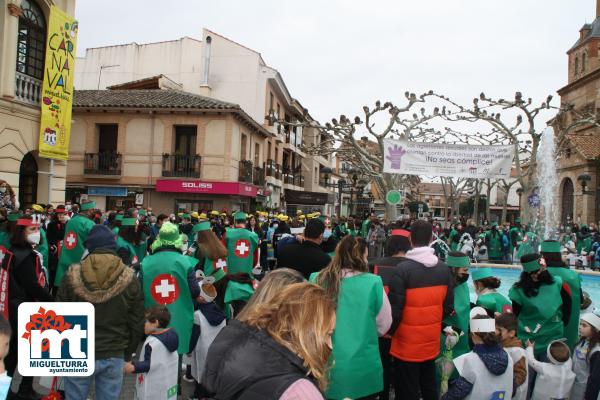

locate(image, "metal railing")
[[253, 166, 265, 186], [264, 159, 281, 180], [162, 154, 201, 178], [239, 160, 253, 183], [84, 152, 122, 175], [15, 71, 42, 105]]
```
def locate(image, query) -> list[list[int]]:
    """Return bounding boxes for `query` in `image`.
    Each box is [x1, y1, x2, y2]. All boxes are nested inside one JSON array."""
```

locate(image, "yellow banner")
[[38, 6, 78, 161]]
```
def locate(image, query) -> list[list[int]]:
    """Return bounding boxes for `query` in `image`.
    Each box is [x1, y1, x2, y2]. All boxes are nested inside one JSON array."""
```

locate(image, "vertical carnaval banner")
[[38, 6, 78, 161]]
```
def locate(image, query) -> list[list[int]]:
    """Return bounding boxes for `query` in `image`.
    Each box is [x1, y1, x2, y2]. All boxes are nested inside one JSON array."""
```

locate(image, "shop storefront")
[[154, 179, 258, 213]]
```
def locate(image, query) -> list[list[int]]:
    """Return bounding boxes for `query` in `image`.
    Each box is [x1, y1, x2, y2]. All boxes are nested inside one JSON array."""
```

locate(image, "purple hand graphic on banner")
[[386, 144, 407, 169]]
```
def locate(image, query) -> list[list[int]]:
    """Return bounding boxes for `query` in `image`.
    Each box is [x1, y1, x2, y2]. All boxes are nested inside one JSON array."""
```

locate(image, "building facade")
[[0, 0, 76, 208], [71, 30, 335, 214], [556, 0, 600, 225]]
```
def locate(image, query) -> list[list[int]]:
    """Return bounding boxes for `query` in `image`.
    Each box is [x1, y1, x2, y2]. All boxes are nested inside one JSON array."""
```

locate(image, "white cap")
[[581, 311, 600, 331], [469, 306, 495, 333]]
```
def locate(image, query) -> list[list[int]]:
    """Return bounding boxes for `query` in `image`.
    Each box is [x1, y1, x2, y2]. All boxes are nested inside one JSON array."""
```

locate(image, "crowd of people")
[[0, 200, 598, 400]]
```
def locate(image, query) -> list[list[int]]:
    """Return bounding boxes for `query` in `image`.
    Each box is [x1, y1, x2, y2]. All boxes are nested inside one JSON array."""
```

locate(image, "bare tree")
[[434, 91, 600, 223], [303, 92, 457, 221]]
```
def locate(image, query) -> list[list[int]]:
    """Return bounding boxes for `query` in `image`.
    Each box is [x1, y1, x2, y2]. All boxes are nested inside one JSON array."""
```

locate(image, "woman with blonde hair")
[[202, 282, 335, 399], [313, 235, 392, 400], [237, 268, 305, 320], [191, 221, 228, 276]]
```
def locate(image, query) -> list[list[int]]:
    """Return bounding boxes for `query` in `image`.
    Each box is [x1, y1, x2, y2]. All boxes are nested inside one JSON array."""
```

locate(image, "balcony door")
[[173, 126, 197, 175], [98, 124, 118, 173]]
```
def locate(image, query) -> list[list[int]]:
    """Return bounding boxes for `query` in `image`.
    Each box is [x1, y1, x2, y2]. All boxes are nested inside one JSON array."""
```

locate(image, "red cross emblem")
[[150, 274, 179, 305], [64, 231, 78, 250], [132, 255, 139, 264], [234, 239, 251, 258], [213, 258, 227, 272]]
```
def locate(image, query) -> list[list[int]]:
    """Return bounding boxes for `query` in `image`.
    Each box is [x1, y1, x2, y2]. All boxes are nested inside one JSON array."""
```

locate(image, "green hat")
[[446, 254, 470, 268], [192, 221, 211, 235], [80, 201, 96, 211], [234, 211, 247, 221], [150, 222, 183, 251], [138, 209, 147, 216], [515, 218, 521, 223], [471, 267, 494, 281], [522, 257, 542, 273], [115, 214, 124, 222], [7, 212, 22, 222], [491, 222, 498, 227], [182, 213, 191, 220], [121, 217, 137, 227], [540, 240, 561, 253]]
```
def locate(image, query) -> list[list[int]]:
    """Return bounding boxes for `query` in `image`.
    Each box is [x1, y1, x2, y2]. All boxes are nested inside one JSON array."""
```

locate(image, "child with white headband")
[[441, 307, 513, 400], [571, 310, 600, 400], [525, 337, 575, 399]]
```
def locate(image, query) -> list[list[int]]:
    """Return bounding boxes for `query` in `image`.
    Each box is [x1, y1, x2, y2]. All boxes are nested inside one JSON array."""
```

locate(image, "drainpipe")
[[148, 111, 156, 205]]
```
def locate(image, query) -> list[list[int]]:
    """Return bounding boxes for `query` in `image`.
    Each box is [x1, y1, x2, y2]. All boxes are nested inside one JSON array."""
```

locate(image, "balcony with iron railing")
[[264, 159, 281, 180], [239, 160, 253, 183], [15, 71, 42, 106], [162, 154, 201, 178], [253, 166, 265, 186], [84, 152, 122, 176]]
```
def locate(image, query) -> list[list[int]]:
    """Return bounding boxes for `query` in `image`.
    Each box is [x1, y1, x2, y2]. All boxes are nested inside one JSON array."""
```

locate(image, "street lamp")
[[578, 173, 594, 195], [516, 187, 524, 219]]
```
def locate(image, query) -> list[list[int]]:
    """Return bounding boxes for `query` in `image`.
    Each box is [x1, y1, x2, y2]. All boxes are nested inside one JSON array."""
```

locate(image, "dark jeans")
[[378, 338, 394, 400], [393, 357, 438, 400]]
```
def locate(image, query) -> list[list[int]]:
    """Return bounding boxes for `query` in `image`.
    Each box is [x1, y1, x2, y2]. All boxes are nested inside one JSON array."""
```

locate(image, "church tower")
[[555, 0, 600, 225]]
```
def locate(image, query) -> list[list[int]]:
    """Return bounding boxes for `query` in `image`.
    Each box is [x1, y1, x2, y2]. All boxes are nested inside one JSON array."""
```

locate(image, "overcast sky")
[[74, 0, 593, 125]]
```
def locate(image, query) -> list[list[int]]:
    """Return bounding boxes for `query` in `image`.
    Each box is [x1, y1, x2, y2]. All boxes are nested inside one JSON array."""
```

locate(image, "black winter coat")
[[202, 320, 320, 399]]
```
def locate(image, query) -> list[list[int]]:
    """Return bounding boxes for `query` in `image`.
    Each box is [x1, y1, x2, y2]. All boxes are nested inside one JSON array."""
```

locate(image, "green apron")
[[448, 229, 458, 252], [509, 277, 564, 357], [508, 227, 522, 255], [516, 231, 537, 260], [441, 281, 470, 358], [116, 236, 137, 265], [223, 280, 254, 319], [547, 266, 582, 350], [476, 291, 512, 315], [141, 249, 198, 354], [360, 219, 370, 239], [311, 272, 384, 399], [225, 228, 258, 275], [55, 214, 96, 286], [202, 255, 227, 276], [0, 230, 8, 249], [37, 228, 49, 269], [485, 230, 503, 260], [135, 233, 148, 263]]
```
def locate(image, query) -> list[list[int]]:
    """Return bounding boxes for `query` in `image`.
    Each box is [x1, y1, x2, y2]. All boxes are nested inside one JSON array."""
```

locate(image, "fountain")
[[536, 126, 559, 240]]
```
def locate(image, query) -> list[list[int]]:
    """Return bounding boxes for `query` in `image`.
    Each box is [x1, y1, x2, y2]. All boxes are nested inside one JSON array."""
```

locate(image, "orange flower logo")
[[22, 307, 72, 351]]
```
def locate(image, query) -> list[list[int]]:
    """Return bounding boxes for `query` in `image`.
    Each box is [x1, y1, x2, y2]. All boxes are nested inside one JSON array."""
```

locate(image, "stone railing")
[[15, 71, 42, 106]]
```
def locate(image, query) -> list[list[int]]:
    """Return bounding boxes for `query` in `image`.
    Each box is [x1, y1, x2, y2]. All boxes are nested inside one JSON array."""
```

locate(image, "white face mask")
[[0, 187, 6, 193], [27, 231, 41, 245], [65, 204, 72, 211]]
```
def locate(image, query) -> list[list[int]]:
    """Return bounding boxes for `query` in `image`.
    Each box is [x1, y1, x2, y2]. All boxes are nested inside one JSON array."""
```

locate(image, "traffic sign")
[[386, 190, 402, 205]]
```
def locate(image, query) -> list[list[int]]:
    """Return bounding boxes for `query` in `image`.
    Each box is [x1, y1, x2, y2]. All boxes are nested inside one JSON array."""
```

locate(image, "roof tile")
[[73, 89, 240, 110]]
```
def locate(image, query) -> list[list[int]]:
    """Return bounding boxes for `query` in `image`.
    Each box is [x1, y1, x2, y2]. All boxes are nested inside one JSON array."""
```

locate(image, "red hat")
[[17, 218, 39, 227], [391, 229, 410, 238], [55, 205, 66, 214]]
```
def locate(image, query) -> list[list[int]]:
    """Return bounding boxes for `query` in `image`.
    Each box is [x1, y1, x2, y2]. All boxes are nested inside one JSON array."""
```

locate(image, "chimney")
[[199, 35, 212, 96]]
